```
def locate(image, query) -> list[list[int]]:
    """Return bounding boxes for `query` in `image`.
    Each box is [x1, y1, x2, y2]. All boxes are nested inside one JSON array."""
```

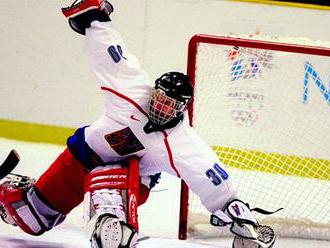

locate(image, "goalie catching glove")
[[210, 199, 282, 248]]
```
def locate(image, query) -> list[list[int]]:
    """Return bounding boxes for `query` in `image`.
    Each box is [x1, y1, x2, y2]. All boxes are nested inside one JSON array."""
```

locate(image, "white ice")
[[0, 138, 329, 248]]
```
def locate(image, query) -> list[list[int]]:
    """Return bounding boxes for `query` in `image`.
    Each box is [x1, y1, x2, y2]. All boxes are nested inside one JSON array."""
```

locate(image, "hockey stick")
[[137, 235, 150, 242], [0, 150, 20, 181]]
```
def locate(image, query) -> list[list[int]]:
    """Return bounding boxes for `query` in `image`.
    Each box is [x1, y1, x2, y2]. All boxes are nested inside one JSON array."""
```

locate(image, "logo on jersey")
[[130, 115, 140, 121], [104, 127, 145, 156]]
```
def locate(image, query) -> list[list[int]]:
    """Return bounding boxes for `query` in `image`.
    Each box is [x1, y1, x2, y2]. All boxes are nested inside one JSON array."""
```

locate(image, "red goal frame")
[[178, 34, 330, 240]]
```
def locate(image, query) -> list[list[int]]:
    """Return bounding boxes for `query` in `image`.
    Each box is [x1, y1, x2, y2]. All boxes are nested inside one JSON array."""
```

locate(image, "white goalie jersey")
[[83, 21, 235, 213]]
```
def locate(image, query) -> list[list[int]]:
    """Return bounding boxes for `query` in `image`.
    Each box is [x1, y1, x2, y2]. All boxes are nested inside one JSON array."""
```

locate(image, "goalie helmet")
[[148, 72, 193, 126]]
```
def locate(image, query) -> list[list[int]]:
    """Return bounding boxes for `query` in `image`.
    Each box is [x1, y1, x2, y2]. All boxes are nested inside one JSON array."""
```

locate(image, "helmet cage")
[[148, 88, 187, 126]]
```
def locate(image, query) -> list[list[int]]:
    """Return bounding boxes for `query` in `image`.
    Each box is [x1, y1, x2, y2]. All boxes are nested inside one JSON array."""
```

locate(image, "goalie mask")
[[147, 72, 193, 127]]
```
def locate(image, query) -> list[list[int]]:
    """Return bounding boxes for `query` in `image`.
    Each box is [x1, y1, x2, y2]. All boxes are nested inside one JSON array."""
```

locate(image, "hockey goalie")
[[0, 1, 280, 247]]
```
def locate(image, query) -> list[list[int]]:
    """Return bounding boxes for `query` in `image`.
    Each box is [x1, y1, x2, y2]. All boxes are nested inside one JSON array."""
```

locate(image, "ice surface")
[[0, 138, 329, 247]]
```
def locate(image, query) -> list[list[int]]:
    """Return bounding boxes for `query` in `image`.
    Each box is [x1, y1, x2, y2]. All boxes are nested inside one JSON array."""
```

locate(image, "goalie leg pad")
[[85, 164, 139, 247], [84, 163, 140, 227], [0, 182, 65, 236], [84, 165, 129, 223]]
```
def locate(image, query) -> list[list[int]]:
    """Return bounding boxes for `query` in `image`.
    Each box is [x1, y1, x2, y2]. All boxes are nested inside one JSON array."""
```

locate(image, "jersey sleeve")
[[84, 21, 152, 99]]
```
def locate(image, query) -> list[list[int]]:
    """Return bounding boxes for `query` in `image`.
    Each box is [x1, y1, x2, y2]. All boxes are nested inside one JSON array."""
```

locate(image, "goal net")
[[179, 34, 330, 241]]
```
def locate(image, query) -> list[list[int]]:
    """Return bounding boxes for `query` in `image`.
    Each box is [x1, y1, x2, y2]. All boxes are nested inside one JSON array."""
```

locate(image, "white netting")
[[187, 35, 330, 240]]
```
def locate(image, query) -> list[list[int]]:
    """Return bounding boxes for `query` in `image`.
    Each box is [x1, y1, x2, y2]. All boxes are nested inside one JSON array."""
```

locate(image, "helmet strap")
[[143, 113, 183, 134]]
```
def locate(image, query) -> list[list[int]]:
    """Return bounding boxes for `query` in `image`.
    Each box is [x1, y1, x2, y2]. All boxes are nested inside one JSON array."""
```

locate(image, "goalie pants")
[[34, 148, 150, 216]]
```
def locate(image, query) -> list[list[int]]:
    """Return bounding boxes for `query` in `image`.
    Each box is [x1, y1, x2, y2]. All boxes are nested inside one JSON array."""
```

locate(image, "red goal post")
[[179, 34, 330, 240]]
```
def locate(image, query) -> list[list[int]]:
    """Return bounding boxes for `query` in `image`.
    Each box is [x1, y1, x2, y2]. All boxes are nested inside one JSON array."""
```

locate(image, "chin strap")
[[143, 114, 183, 134]]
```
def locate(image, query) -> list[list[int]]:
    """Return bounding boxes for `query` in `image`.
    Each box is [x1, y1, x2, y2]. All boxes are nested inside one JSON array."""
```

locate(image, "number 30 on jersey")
[[205, 163, 229, 186]]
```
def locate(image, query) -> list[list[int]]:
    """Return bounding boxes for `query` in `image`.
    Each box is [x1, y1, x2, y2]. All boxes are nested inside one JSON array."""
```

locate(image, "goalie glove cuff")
[[210, 209, 233, 227], [64, 1, 114, 35], [68, 9, 110, 35], [225, 199, 258, 226], [210, 199, 258, 228]]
